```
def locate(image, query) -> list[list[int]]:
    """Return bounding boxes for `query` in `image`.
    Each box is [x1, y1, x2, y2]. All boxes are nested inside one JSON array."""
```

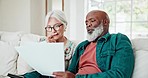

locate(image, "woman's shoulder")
[[66, 39, 76, 48]]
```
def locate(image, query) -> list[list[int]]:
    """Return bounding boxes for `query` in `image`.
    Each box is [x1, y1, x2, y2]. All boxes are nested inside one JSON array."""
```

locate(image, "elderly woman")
[[24, 10, 76, 78]]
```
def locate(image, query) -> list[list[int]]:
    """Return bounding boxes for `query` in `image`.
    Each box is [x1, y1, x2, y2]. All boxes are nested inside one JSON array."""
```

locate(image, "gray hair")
[[45, 10, 67, 29]]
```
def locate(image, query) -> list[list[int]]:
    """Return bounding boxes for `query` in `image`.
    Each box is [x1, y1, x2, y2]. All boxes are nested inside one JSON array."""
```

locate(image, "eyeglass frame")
[[45, 23, 63, 32]]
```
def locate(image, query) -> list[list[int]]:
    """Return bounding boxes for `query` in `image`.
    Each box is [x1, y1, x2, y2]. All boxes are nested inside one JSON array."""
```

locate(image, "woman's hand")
[[46, 36, 56, 43], [53, 71, 75, 78]]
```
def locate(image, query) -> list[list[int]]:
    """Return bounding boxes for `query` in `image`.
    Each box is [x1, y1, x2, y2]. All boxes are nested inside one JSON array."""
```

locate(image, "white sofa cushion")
[[17, 34, 42, 74], [0, 31, 3, 35], [0, 41, 18, 76], [0, 31, 4, 40], [132, 38, 148, 51], [20, 34, 41, 43], [17, 56, 34, 75], [132, 50, 148, 78], [0, 31, 4, 34], [0, 31, 22, 46]]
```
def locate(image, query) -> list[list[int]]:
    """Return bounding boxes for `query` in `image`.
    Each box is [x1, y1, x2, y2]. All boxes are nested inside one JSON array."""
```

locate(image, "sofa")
[[0, 31, 42, 78], [0, 31, 148, 78]]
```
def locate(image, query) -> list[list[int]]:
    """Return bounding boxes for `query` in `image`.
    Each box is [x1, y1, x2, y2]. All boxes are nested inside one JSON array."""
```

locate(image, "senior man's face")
[[85, 14, 104, 42]]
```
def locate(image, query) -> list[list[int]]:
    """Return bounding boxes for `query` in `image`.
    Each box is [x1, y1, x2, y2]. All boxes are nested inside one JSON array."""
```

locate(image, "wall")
[[52, 0, 62, 10], [0, 0, 87, 40], [64, 0, 86, 41], [30, 0, 45, 35], [0, 0, 1, 27], [0, 0, 45, 35], [0, 0, 30, 33]]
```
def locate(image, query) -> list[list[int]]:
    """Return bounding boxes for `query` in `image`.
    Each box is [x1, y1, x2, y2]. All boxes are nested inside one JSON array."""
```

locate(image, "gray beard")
[[87, 23, 104, 42]]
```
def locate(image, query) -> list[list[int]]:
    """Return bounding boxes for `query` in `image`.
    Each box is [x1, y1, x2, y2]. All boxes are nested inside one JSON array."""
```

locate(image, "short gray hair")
[[45, 10, 67, 29]]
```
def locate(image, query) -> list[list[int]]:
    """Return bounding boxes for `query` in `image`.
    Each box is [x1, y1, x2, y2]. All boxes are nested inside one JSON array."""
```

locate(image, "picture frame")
[[45, 0, 64, 15]]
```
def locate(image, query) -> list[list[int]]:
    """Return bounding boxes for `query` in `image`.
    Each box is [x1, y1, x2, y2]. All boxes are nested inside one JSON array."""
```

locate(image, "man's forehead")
[[86, 11, 106, 20], [86, 13, 99, 20]]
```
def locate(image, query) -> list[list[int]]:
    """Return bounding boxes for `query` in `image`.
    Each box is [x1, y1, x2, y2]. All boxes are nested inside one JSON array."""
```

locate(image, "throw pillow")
[[17, 55, 34, 75], [1, 31, 23, 46], [132, 50, 148, 78], [0, 41, 18, 76], [17, 33, 41, 74], [131, 38, 148, 51]]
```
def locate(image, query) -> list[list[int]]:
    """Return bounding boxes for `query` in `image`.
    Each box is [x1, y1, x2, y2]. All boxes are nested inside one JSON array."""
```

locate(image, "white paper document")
[[15, 41, 65, 76]]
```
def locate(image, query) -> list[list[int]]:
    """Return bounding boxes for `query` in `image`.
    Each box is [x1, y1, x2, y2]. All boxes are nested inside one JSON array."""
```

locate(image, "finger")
[[47, 37, 56, 42], [47, 36, 53, 40], [47, 39, 56, 43], [55, 76, 63, 78], [55, 75, 66, 78], [53, 72, 65, 76]]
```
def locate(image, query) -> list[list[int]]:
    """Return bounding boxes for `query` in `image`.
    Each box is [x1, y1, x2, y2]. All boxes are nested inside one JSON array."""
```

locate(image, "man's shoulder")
[[111, 33, 125, 36], [110, 33, 131, 43], [110, 33, 129, 39]]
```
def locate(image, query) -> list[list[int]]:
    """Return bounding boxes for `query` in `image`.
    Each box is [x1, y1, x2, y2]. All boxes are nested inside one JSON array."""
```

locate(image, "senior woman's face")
[[46, 17, 65, 40]]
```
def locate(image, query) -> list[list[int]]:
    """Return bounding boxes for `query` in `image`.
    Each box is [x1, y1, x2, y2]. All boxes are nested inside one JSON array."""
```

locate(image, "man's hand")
[[53, 71, 75, 78]]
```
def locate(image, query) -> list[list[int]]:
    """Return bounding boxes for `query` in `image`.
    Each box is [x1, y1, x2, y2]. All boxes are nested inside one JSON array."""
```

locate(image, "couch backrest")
[[0, 31, 43, 76], [0, 31, 23, 76], [131, 38, 148, 78], [17, 33, 44, 74], [0, 31, 23, 46], [1, 31, 148, 77]]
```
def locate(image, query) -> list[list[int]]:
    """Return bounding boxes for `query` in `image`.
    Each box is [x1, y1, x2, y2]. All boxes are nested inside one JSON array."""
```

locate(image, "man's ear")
[[103, 19, 109, 26]]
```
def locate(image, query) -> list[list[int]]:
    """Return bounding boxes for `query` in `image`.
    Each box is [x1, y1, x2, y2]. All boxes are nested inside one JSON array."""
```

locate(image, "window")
[[86, 0, 148, 39]]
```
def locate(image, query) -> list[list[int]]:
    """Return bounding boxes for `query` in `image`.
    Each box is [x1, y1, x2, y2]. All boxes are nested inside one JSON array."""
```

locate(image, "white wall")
[[52, 0, 62, 10], [0, 0, 87, 40], [30, 0, 45, 35], [0, 0, 45, 35], [0, 0, 30, 32], [64, 0, 86, 41], [0, 0, 1, 27]]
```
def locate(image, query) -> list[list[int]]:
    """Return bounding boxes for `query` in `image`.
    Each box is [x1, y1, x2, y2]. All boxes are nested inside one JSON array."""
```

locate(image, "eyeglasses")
[[45, 23, 63, 32]]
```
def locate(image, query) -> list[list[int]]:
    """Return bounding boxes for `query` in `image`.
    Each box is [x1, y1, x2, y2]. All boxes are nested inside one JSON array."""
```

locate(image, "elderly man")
[[53, 10, 134, 78]]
